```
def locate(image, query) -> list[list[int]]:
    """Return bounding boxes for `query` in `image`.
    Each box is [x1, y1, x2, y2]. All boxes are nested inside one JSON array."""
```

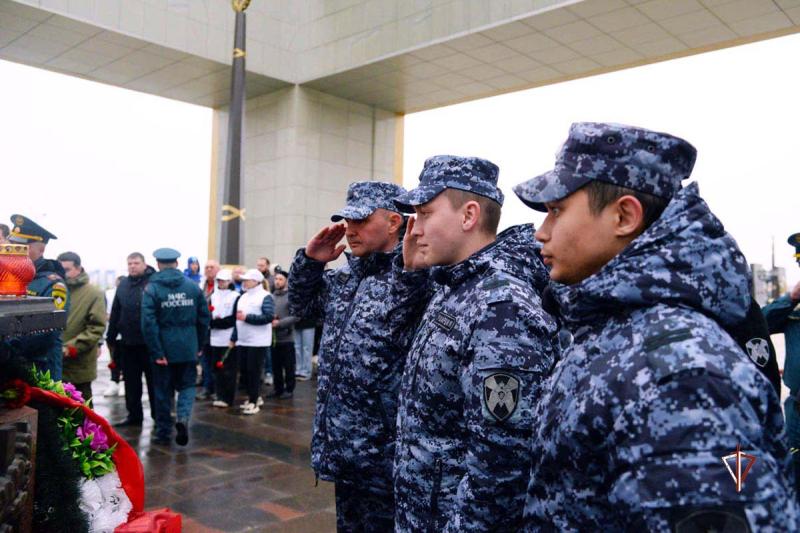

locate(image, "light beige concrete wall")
[[210, 85, 402, 268], [297, 0, 578, 80], [14, 0, 301, 81]]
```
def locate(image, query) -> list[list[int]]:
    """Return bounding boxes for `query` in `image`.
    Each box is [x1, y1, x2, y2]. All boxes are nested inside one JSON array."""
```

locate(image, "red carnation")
[[209, 304, 215, 312], [215, 361, 224, 369], [1, 379, 31, 409], [108, 361, 117, 370], [67, 345, 78, 358]]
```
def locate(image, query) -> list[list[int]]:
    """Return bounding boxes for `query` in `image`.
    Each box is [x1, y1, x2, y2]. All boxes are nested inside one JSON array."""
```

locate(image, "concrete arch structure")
[[2, 0, 799, 265]]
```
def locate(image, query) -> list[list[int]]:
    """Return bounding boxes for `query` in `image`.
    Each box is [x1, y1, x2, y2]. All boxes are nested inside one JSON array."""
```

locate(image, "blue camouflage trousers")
[[334, 480, 394, 533]]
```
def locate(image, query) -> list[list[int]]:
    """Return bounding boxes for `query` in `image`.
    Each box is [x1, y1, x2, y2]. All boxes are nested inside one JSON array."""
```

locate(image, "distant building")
[[752, 263, 787, 306]]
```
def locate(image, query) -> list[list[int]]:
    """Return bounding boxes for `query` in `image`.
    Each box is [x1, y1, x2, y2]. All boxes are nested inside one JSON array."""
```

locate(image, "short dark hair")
[[443, 189, 501, 235], [0, 224, 8, 239], [258, 256, 270, 265], [583, 181, 669, 231], [57, 251, 81, 267], [127, 252, 145, 262]]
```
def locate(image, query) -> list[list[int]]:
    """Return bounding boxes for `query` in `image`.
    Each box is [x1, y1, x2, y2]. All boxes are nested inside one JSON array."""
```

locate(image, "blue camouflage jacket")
[[523, 183, 797, 531], [394, 224, 559, 532], [289, 244, 426, 488]]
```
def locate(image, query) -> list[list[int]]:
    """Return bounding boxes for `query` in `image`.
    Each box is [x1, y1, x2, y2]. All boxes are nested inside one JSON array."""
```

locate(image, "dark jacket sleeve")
[[195, 288, 211, 350], [210, 315, 236, 329], [106, 292, 121, 344], [726, 297, 782, 396], [245, 294, 275, 325], [231, 297, 240, 342], [762, 293, 797, 334], [288, 248, 331, 322]]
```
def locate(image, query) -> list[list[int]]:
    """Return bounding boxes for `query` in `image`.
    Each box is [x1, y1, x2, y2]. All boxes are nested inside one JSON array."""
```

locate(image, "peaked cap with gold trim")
[[788, 232, 800, 260], [8, 214, 57, 244]]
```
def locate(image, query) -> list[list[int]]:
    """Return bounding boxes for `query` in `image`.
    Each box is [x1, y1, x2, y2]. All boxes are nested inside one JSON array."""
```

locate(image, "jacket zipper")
[[428, 457, 443, 533]]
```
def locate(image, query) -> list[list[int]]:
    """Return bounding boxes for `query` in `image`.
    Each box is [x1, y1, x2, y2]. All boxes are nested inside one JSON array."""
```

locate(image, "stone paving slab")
[[91, 349, 336, 532]]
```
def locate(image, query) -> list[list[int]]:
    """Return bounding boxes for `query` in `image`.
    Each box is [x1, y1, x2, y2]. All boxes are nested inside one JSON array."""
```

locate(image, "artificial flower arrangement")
[[30, 368, 134, 532], [1, 367, 145, 532]]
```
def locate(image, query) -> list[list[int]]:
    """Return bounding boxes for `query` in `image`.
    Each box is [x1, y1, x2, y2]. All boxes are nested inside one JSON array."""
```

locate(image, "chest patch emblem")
[[483, 373, 520, 422], [336, 271, 350, 284], [745, 337, 769, 368], [433, 311, 456, 331]]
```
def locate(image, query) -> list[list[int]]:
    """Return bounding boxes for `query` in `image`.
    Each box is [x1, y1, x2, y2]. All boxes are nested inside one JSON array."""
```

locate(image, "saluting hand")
[[402, 216, 425, 271], [306, 224, 347, 263]]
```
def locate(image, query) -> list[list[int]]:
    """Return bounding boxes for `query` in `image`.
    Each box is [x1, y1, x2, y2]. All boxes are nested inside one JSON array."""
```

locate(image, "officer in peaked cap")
[[512, 122, 797, 530], [7, 214, 69, 380], [790, 232, 800, 265], [289, 179, 429, 531], [763, 231, 800, 496], [152, 247, 181, 263], [392, 155, 558, 531]]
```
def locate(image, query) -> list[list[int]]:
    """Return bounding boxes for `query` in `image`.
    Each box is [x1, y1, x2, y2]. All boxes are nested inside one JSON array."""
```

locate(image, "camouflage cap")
[[331, 181, 407, 222], [394, 155, 504, 213], [513, 122, 698, 212]]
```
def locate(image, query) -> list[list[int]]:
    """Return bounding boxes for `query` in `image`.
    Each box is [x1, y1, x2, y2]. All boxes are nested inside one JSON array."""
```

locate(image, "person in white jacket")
[[208, 269, 240, 408], [230, 269, 275, 415]]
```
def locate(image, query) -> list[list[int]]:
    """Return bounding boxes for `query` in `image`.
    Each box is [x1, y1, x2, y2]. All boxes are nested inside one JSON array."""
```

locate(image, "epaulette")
[[480, 273, 524, 305]]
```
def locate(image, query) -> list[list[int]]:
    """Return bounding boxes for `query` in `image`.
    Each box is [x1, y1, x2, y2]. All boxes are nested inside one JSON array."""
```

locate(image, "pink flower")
[[63, 382, 84, 403], [76, 418, 110, 452]]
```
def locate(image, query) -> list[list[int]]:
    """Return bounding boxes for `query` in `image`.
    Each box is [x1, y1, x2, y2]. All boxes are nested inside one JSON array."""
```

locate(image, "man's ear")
[[462, 201, 481, 232], [387, 212, 404, 235], [613, 195, 645, 238]]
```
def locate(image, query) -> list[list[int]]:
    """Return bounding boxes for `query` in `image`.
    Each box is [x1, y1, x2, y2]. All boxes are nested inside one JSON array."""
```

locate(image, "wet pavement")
[[91, 348, 336, 533]]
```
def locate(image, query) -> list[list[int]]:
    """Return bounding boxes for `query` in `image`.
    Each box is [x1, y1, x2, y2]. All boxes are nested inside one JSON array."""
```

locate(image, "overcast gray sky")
[[404, 32, 800, 288], [1, 31, 798, 288]]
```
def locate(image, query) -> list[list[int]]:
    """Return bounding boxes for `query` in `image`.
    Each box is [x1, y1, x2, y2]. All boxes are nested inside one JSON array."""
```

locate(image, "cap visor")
[[512, 169, 592, 212], [393, 185, 444, 213], [331, 204, 374, 222]]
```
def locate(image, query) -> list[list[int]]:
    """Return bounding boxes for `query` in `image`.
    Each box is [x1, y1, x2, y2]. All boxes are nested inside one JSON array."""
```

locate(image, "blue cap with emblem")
[[513, 122, 698, 212], [8, 214, 57, 244], [394, 155, 504, 213], [153, 248, 181, 262], [331, 181, 407, 222]]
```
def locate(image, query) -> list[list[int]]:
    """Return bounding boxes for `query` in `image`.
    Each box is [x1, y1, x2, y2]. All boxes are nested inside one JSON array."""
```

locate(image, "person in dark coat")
[[107, 252, 156, 426]]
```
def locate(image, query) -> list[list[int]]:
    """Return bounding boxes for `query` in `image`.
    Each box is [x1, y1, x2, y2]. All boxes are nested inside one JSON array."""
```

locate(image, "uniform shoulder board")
[[481, 273, 523, 305]]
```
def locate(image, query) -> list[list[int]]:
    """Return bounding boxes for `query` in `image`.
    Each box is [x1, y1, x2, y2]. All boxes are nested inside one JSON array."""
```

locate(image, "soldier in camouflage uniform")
[[288, 181, 424, 531], [392, 156, 559, 532], [514, 122, 797, 530]]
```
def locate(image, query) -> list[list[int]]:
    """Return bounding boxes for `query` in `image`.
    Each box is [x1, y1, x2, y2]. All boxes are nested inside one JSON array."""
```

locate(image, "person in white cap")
[[208, 269, 240, 408], [230, 269, 274, 414]]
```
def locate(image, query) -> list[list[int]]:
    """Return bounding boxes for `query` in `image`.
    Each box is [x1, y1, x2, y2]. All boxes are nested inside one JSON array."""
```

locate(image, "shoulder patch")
[[433, 310, 456, 331], [744, 338, 769, 368], [483, 372, 520, 422], [52, 283, 67, 310]]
